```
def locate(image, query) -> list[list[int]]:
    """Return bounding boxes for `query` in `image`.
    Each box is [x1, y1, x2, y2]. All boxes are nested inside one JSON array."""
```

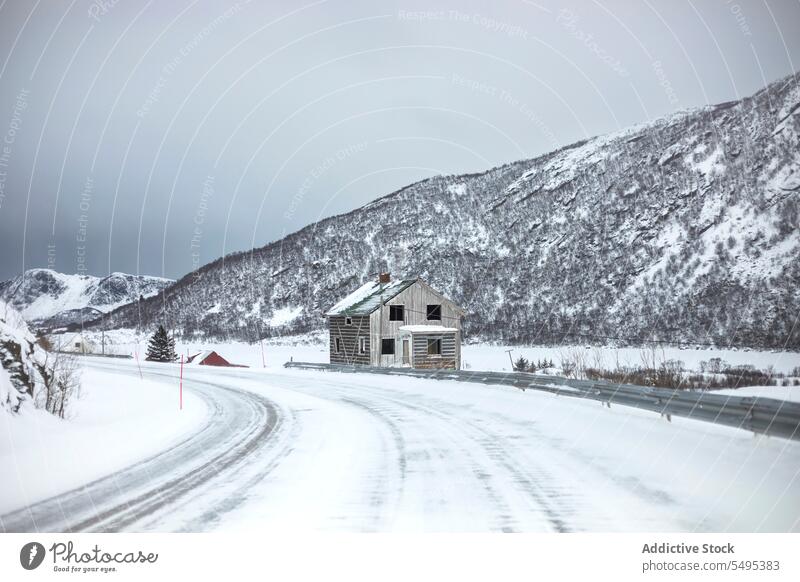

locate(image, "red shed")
[[187, 350, 248, 368]]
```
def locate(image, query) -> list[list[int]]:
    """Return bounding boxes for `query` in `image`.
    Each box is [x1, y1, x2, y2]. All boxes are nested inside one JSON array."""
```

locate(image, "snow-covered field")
[[70, 328, 800, 373], [464, 344, 800, 376], [65, 329, 800, 401], [2, 356, 799, 532]]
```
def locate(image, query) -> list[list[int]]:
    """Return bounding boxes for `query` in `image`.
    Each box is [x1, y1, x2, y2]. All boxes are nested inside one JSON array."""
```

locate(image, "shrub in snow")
[[513, 356, 529, 372], [35, 338, 81, 418], [145, 325, 178, 362], [703, 357, 727, 374]]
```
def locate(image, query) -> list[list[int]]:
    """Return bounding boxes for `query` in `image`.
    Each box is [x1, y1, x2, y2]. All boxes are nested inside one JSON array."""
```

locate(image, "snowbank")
[[0, 366, 16, 414], [0, 365, 207, 514], [715, 385, 800, 403]]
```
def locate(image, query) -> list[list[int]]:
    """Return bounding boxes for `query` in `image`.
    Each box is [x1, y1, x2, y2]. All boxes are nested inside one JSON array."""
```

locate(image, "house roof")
[[399, 325, 459, 334], [188, 350, 214, 364], [187, 350, 247, 367], [326, 278, 417, 316]]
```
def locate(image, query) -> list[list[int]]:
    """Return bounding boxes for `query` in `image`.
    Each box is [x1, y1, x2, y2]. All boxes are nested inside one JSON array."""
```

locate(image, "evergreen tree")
[[513, 356, 529, 372], [145, 325, 177, 362]]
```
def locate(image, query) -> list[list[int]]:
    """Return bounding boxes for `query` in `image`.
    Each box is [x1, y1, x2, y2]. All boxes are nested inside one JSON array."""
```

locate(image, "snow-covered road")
[[3, 359, 799, 532], [1, 363, 283, 532]]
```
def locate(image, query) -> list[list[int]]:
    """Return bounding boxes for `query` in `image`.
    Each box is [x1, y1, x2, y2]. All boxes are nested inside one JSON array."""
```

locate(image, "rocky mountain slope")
[[0, 270, 173, 328], [0, 301, 48, 413], [98, 72, 800, 349]]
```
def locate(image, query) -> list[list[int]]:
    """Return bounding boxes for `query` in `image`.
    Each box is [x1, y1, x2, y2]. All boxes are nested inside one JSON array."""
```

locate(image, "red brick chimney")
[[378, 272, 391, 284]]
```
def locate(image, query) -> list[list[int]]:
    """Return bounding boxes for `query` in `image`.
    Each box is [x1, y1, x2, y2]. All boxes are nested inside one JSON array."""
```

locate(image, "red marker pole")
[[179, 354, 184, 411]]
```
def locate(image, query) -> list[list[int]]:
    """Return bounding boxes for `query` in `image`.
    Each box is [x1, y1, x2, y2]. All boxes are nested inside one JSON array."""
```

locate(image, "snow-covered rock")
[[0, 301, 48, 413]]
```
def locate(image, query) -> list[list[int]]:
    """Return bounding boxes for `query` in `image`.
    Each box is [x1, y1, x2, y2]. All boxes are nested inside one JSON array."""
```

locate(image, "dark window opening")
[[335, 337, 343, 353], [426, 304, 442, 320], [427, 338, 442, 355], [345, 316, 353, 326], [389, 305, 405, 321], [381, 338, 395, 355]]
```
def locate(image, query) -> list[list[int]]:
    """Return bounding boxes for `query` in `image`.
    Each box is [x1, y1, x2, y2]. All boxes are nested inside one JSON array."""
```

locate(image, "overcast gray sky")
[[0, 0, 798, 281]]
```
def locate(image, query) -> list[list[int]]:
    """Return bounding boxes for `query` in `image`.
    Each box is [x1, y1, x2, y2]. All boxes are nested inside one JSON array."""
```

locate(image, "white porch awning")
[[399, 325, 458, 334]]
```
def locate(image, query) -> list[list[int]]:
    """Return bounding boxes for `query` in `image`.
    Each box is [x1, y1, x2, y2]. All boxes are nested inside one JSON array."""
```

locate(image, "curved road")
[[1, 364, 285, 532], [3, 359, 799, 532]]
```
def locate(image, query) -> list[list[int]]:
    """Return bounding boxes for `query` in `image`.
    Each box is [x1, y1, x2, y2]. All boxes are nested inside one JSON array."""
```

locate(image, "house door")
[[402, 339, 410, 365]]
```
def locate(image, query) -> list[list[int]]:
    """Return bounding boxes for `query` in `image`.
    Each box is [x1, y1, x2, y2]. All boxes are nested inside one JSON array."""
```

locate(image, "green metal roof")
[[326, 279, 417, 316]]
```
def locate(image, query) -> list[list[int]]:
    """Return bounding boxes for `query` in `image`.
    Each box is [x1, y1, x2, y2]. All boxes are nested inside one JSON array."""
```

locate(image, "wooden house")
[[325, 274, 464, 369]]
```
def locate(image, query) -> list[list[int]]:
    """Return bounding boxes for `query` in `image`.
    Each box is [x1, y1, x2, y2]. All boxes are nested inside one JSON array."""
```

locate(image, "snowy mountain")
[[99, 72, 800, 349], [0, 270, 173, 328]]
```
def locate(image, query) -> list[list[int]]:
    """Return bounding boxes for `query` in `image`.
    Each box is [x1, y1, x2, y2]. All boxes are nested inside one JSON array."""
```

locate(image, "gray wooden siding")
[[369, 280, 462, 367], [328, 315, 371, 365], [411, 333, 458, 369]]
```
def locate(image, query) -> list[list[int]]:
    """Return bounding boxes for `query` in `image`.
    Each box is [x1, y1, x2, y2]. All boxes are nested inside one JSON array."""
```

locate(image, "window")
[[389, 305, 405, 321], [381, 338, 395, 355], [426, 304, 442, 320], [427, 338, 442, 355], [75, 342, 81, 348], [358, 337, 367, 354], [335, 337, 343, 353], [345, 316, 353, 326]]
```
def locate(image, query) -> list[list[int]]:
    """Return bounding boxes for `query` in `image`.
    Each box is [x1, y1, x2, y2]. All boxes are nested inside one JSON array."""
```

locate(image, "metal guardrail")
[[283, 361, 800, 441]]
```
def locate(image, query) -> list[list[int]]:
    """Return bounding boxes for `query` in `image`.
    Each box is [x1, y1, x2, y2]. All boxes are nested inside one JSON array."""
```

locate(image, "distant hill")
[[0, 269, 173, 328], [98, 72, 800, 349]]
